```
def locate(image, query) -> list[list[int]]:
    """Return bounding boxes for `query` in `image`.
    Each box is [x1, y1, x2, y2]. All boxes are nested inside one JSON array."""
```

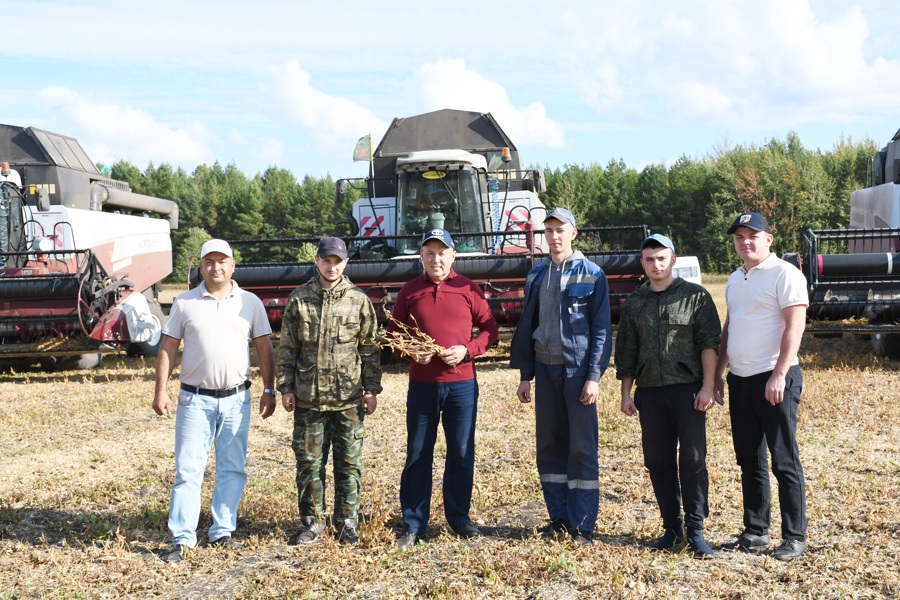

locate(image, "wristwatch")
[[263, 388, 277, 395]]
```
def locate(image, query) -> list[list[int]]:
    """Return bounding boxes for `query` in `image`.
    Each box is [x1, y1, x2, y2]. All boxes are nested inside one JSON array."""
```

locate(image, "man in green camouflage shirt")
[[616, 234, 720, 558], [277, 237, 382, 545]]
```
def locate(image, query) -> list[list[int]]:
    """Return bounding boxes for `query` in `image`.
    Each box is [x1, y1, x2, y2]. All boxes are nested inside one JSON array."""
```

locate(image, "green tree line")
[[108, 131, 878, 280]]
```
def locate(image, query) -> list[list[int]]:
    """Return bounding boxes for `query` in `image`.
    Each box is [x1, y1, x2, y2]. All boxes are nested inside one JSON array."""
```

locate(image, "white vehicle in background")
[[673, 255, 702, 285]]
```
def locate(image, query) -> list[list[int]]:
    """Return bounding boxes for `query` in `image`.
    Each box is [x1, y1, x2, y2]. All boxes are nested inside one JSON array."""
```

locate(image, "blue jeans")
[[169, 388, 251, 547], [534, 362, 600, 534], [400, 379, 478, 533]]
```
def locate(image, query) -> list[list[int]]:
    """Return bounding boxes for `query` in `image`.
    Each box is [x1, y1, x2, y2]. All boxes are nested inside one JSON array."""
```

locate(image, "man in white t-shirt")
[[714, 212, 809, 561], [153, 239, 276, 564]]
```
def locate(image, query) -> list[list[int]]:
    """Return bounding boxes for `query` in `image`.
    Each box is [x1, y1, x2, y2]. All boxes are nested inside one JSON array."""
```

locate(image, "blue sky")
[[3, 0, 899, 182]]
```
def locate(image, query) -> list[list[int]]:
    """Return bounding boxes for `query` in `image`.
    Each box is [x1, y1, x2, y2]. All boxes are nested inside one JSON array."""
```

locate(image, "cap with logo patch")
[[421, 228, 455, 249], [728, 212, 771, 234], [317, 236, 349, 260]]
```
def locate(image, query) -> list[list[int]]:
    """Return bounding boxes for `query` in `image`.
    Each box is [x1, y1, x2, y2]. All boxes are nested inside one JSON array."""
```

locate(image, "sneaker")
[[649, 528, 685, 551], [337, 524, 360, 546], [163, 543, 187, 564], [397, 531, 419, 549], [208, 535, 242, 549], [723, 532, 770, 553], [290, 516, 322, 545], [571, 530, 593, 545], [686, 529, 714, 559], [450, 522, 482, 539], [773, 539, 807, 561]]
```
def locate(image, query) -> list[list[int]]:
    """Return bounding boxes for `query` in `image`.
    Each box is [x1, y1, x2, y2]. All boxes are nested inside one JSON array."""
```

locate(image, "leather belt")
[[180, 380, 251, 398]]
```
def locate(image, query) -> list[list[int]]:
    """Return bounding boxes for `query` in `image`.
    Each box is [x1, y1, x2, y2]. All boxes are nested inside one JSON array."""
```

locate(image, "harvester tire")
[[127, 299, 167, 357], [871, 332, 900, 360]]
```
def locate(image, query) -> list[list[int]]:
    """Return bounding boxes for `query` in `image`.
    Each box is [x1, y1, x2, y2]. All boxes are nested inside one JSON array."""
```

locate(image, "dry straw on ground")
[[0, 279, 898, 599]]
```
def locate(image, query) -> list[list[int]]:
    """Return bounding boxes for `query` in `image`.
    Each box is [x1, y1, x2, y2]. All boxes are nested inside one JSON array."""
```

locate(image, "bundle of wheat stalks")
[[375, 312, 444, 361]]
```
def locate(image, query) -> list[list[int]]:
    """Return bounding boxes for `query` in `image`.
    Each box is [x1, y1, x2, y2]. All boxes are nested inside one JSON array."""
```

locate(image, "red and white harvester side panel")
[[0, 125, 178, 364]]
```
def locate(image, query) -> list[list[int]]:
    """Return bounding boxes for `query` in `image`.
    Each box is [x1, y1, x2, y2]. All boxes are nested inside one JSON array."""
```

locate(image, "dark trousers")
[[727, 366, 807, 541], [634, 382, 709, 531], [534, 362, 599, 534], [400, 378, 478, 533]]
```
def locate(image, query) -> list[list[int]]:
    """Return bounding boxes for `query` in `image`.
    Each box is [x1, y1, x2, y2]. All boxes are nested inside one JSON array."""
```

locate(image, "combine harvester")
[[786, 127, 900, 358], [213, 109, 648, 332], [0, 125, 178, 369]]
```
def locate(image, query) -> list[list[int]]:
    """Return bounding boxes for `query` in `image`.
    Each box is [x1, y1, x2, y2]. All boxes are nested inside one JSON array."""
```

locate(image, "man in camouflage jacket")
[[277, 237, 382, 545], [616, 234, 720, 558]]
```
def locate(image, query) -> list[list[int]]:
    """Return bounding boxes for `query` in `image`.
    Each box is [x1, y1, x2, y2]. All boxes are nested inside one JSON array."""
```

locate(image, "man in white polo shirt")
[[153, 239, 276, 564], [714, 212, 809, 561]]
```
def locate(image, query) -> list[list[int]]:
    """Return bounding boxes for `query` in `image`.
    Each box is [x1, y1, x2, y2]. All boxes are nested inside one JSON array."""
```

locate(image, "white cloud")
[[410, 59, 566, 148], [37, 87, 213, 168], [262, 61, 389, 166], [559, 0, 900, 130]]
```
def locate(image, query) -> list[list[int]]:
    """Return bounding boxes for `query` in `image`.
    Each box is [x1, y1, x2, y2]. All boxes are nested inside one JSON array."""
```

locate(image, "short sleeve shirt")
[[725, 253, 808, 377], [163, 281, 272, 389]]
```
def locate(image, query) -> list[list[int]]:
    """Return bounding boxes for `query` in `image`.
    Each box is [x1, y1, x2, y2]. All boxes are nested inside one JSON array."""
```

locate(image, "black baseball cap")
[[728, 212, 771, 234], [317, 236, 348, 260]]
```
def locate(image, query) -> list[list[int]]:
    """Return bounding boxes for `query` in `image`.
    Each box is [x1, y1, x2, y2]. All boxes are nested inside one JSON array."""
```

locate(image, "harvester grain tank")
[[0, 125, 178, 368], [218, 109, 646, 331], [787, 127, 900, 357]]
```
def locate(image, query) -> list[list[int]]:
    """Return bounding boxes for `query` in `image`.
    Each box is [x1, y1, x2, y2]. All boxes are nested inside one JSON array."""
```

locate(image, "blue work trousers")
[[400, 378, 478, 533], [534, 362, 600, 534]]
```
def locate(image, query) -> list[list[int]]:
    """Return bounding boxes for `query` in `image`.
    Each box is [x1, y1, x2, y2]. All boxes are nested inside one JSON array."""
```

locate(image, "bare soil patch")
[[1, 282, 898, 599]]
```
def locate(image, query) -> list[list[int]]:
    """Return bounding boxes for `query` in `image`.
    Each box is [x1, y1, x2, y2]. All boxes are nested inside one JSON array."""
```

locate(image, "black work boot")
[[687, 528, 714, 558], [649, 527, 685, 551]]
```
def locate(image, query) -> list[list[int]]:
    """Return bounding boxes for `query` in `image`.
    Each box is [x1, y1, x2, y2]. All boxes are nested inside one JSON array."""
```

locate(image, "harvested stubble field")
[[0, 278, 898, 600]]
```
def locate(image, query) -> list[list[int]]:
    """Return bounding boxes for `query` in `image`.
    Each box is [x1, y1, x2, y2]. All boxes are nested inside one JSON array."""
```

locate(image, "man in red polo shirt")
[[391, 229, 499, 549]]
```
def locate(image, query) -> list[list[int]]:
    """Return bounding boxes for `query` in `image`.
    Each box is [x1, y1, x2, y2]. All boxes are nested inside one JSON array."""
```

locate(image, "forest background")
[[104, 131, 879, 281]]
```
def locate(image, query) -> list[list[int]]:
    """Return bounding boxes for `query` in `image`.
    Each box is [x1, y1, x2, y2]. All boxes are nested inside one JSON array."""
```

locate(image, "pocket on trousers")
[[177, 391, 194, 406]]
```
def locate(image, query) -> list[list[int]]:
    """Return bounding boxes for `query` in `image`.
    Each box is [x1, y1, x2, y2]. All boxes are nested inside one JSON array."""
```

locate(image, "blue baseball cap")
[[421, 228, 455, 249], [640, 233, 676, 253], [544, 208, 577, 227], [728, 212, 771, 234]]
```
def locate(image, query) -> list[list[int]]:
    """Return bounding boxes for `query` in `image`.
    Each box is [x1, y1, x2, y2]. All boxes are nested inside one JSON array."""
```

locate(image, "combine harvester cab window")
[[396, 169, 486, 254]]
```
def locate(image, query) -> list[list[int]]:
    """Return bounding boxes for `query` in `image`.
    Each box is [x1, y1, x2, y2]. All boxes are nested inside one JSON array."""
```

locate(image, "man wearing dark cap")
[[392, 229, 499, 549], [154, 239, 276, 563], [616, 233, 720, 557], [714, 212, 810, 561], [277, 236, 382, 545], [510, 208, 612, 544]]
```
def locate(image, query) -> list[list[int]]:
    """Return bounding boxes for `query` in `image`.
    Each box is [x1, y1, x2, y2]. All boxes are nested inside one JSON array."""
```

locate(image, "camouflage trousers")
[[292, 405, 365, 527]]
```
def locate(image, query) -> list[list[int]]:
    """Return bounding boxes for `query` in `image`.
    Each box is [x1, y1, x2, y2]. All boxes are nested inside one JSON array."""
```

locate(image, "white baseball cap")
[[200, 239, 233, 259]]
